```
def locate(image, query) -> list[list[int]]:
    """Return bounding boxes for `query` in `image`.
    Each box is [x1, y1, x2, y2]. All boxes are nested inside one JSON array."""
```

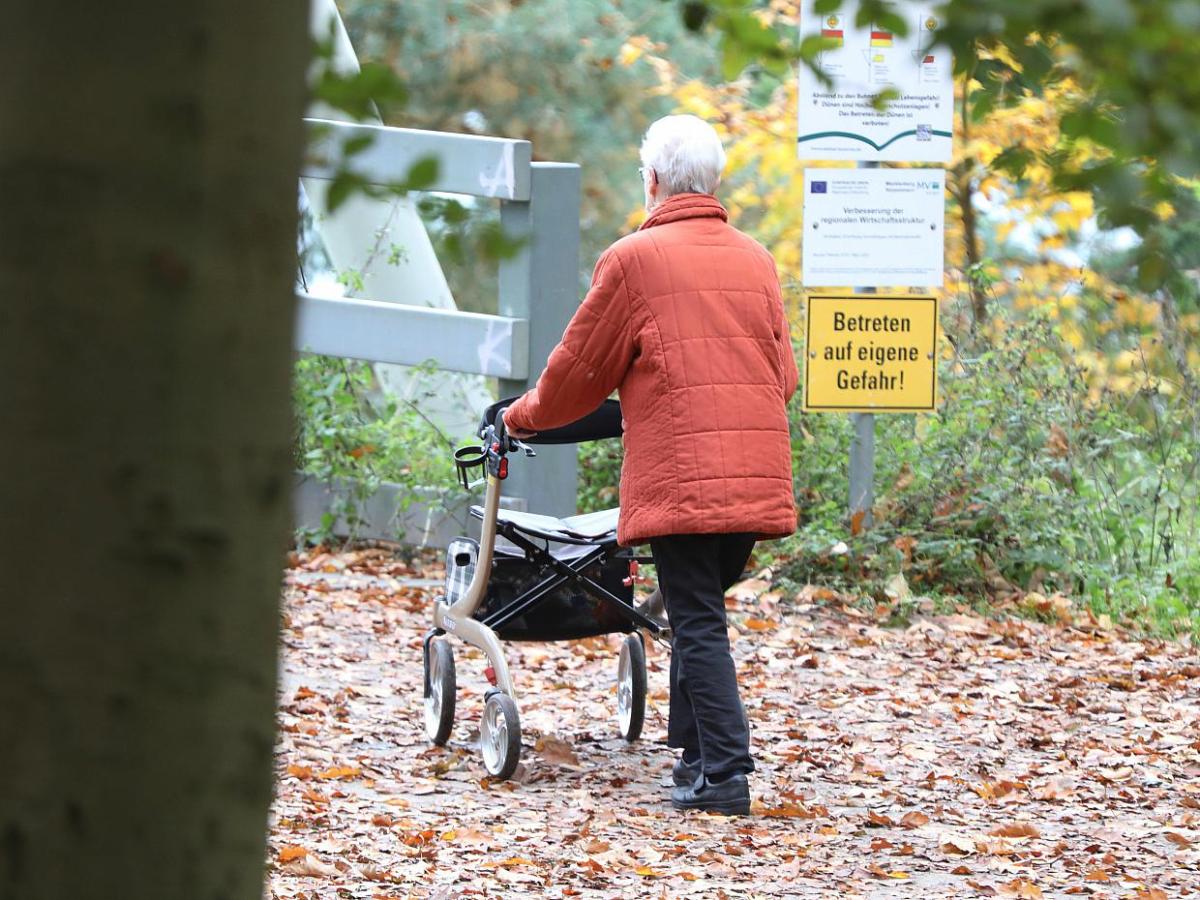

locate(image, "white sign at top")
[[797, 0, 954, 162]]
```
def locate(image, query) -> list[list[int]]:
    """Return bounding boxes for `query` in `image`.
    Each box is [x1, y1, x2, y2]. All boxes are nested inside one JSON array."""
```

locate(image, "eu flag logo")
[[812, 181, 827, 193]]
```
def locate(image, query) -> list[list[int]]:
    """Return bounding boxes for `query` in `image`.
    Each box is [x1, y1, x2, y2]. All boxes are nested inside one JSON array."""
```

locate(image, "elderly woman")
[[503, 114, 797, 815]]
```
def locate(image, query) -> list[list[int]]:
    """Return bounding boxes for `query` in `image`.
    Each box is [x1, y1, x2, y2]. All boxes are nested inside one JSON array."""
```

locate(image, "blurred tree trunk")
[[954, 72, 988, 332], [1159, 287, 1200, 404], [0, 3, 307, 897]]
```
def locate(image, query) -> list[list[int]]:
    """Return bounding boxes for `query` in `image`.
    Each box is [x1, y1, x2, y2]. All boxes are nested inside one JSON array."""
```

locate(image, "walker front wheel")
[[481, 691, 522, 780], [617, 633, 647, 742], [423, 639, 456, 745]]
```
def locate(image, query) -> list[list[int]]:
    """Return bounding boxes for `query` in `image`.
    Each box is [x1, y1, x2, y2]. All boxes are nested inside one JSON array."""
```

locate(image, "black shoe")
[[670, 773, 751, 816], [672, 756, 701, 787]]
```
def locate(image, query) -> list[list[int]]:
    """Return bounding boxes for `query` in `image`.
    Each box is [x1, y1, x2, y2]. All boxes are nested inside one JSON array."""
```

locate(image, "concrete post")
[[498, 163, 582, 516]]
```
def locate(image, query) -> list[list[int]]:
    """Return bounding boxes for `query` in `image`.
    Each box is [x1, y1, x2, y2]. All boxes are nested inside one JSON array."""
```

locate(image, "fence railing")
[[294, 118, 582, 540]]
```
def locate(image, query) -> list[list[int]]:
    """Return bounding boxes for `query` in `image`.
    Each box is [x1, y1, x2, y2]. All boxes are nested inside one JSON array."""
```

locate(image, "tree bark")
[[0, 3, 308, 897], [1159, 286, 1200, 404], [955, 72, 988, 331]]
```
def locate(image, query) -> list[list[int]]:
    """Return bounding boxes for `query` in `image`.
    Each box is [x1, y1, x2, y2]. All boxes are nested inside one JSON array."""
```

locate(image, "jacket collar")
[[638, 192, 729, 231]]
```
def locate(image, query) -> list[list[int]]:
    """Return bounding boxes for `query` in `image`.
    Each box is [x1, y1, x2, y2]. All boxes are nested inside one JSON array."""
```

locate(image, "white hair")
[[639, 115, 726, 197]]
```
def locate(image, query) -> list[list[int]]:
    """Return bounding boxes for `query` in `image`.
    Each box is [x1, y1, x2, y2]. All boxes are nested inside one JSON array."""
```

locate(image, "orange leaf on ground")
[[316, 765, 361, 780], [286, 764, 314, 780], [1166, 831, 1193, 847], [278, 846, 307, 862], [742, 618, 773, 631], [998, 879, 1043, 898], [989, 822, 1041, 839], [900, 811, 930, 829]]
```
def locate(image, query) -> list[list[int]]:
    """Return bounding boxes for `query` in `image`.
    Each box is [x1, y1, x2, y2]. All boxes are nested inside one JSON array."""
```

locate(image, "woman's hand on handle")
[[501, 408, 536, 441]]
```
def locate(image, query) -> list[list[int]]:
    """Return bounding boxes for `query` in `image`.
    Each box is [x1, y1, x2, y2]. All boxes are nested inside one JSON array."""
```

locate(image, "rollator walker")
[[422, 399, 668, 780]]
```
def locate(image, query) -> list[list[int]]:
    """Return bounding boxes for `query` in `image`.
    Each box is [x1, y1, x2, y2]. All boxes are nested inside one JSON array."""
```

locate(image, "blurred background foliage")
[[300, 0, 1200, 634], [338, 0, 720, 311]]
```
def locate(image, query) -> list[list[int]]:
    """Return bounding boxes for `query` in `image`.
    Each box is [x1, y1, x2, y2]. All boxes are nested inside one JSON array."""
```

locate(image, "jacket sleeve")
[[504, 248, 635, 433], [772, 273, 799, 402]]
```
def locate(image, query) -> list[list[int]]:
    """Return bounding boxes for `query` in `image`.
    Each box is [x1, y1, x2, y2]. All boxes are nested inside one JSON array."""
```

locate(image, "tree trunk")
[[0, 3, 308, 897], [1159, 287, 1200, 405], [956, 72, 988, 331]]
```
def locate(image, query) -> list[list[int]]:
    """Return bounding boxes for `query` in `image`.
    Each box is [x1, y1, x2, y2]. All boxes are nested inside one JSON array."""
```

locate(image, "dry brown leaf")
[[286, 764, 313, 780], [534, 735, 580, 767], [1165, 831, 1193, 848], [756, 801, 821, 819], [359, 866, 394, 883], [282, 854, 339, 878], [868, 863, 909, 879], [941, 834, 977, 856], [998, 879, 1043, 898], [900, 811, 930, 829], [989, 822, 1041, 839], [742, 617, 774, 631], [278, 846, 307, 863], [1031, 778, 1075, 801]]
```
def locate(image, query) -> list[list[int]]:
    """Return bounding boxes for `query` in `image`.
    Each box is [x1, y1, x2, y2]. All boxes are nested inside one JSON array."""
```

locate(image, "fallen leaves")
[[268, 547, 1200, 899], [989, 822, 1041, 839], [997, 879, 1043, 898], [533, 735, 580, 767]]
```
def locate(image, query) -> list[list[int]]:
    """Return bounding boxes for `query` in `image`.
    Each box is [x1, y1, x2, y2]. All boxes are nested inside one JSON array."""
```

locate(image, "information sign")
[[797, 0, 954, 162], [802, 167, 945, 288], [803, 294, 938, 412]]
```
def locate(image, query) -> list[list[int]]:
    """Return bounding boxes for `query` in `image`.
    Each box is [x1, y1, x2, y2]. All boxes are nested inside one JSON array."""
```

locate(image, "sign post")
[[798, 0, 951, 532]]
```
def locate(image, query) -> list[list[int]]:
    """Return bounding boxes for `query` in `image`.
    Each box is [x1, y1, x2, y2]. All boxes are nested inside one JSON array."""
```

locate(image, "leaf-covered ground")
[[269, 548, 1200, 899]]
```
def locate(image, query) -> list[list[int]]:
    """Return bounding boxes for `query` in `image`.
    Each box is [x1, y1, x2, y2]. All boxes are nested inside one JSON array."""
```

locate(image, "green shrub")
[[770, 313, 1200, 635], [293, 355, 459, 542]]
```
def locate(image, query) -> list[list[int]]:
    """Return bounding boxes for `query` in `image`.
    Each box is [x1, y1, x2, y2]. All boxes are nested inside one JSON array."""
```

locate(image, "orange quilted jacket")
[[504, 193, 798, 545]]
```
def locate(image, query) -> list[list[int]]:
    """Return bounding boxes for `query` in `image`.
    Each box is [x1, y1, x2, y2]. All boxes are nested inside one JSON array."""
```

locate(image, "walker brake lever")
[[512, 439, 536, 458]]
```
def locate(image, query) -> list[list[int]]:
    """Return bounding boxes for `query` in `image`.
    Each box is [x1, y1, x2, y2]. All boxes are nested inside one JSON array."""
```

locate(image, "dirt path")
[[268, 549, 1200, 899]]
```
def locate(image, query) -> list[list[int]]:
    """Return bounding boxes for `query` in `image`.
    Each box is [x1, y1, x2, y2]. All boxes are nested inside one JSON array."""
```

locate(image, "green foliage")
[[771, 314, 1200, 636], [682, 0, 1200, 297], [293, 355, 459, 543], [338, 0, 719, 311], [577, 438, 624, 514]]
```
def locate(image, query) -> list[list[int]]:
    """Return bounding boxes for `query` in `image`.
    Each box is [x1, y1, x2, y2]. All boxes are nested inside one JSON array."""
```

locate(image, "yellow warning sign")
[[803, 294, 938, 412]]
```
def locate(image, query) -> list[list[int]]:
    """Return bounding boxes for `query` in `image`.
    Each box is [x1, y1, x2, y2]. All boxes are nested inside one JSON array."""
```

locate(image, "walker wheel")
[[480, 691, 522, 780], [617, 633, 647, 742], [423, 639, 456, 745]]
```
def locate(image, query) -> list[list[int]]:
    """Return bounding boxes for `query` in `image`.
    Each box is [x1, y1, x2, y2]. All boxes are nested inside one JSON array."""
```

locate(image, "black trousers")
[[650, 532, 757, 779]]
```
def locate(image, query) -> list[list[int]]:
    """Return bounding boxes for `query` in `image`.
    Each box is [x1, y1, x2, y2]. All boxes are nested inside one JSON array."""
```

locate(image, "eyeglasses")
[[638, 166, 652, 180]]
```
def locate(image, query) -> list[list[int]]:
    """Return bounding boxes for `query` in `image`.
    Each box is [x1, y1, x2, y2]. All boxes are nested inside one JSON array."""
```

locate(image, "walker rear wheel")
[[481, 690, 522, 780], [617, 633, 647, 742], [423, 639, 456, 745]]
